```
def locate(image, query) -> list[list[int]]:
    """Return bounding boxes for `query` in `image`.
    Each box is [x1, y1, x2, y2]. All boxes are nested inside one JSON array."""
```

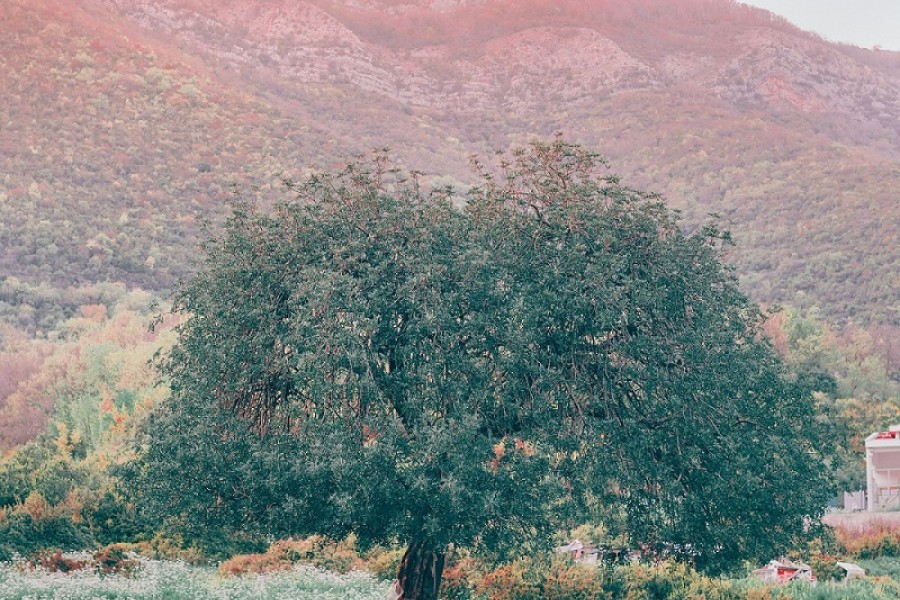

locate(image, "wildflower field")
[[0, 560, 390, 600], [3, 552, 900, 600]]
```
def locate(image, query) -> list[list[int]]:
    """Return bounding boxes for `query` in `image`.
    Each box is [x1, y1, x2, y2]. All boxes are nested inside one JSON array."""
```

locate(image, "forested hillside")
[[0, 149, 897, 597], [0, 4, 898, 595], [1, 0, 898, 330]]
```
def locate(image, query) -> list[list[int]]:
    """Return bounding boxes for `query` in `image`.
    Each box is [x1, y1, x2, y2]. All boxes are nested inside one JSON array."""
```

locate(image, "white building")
[[865, 425, 900, 511]]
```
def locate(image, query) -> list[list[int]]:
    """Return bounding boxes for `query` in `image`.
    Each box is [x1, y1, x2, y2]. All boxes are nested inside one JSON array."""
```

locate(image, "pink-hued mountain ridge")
[[1, 0, 898, 328]]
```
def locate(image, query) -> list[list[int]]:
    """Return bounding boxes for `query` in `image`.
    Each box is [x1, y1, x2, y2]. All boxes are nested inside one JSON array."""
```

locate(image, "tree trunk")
[[396, 541, 445, 600]]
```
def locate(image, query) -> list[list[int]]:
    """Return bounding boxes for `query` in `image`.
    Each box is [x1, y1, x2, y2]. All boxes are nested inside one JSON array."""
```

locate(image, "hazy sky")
[[740, 0, 900, 51]]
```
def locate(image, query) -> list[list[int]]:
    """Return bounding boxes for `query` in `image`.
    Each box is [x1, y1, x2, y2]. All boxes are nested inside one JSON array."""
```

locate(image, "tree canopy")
[[130, 139, 836, 598]]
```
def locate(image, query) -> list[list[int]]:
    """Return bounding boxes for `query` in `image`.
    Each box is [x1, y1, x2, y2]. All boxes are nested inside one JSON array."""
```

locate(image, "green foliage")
[[775, 307, 899, 403], [762, 307, 900, 494], [0, 292, 174, 453], [364, 547, 405, 581], [2, 0, 899, 336], [849, 535, 900, 561], [0, 440, 125, 556], [0, 292, 181, 554], [131, 139, 837, 579], [0, 509, 91, 556], [118, 396, 288, 557], [859, 556, 900, 580], [90, 489, 145, 547], [0, 442, 91, 507]]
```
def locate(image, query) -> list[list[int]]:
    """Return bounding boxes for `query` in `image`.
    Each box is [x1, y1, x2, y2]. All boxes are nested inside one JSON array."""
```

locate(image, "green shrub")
[[141, 518, 266, 561], [97, 536, 204, 564], [438, 557, 783, 600], [859, 556, 900, 580], [856, 534, 900, 560], [89, 489, 143, 546], [0, 443, 91, 507], [0, 509, 90, 555], [363, 546, 404, 581], [440, 556, 481, 600], [802, 552, 844, 582]]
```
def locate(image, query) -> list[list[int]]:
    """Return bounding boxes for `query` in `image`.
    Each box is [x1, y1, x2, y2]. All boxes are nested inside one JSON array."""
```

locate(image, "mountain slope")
[[1, 0, 898, 329]]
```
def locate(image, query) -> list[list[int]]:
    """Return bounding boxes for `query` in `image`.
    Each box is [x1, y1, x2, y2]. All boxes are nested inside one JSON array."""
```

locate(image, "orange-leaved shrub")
[[25, 549, 87, 573], [440, 556, 483, 600], [439, 557, 791, 600], [542, 560, 612, 600], [93, 543, 139, 576], [473, 560, 542, 600], [219, 536, 366, 576], [832, 518, 900, 559]]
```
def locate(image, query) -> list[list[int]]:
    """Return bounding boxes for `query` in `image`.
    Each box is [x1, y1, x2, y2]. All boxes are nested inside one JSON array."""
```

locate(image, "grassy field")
[[2, 554, 899, 599], [0, 560, 390, 600]]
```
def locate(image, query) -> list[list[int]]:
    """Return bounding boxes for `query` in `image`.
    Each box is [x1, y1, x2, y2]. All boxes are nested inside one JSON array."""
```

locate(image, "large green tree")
[[132, 140, 835, 598]]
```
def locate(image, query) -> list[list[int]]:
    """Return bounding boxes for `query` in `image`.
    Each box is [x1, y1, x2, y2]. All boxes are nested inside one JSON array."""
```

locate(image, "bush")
[[219, 536, 366, 577], [438, 557, 785, 600], [111, 535, 204, 564], [364, 546, 404, 581], [0, 500, 90, 555], [25, 549, 87, 573], [134, 514, 267, 561], [832, 519, 900, 559], [802, 551, 844, 582], [219, 549, 292, 577], [90, 490, 145, 546], [542, 560, 609, 600], [0, 443, 91, 507], [93, 543, 139, 576], [473, 559, 542, 600], [859, 556, 900, 580], [440, 555, 481, 600]]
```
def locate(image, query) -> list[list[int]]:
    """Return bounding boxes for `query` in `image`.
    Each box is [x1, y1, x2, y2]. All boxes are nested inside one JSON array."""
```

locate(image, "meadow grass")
[[2, 555, 899, 599], [859, 556, 900, 580], [0, 560, 390, 600], [777, 578, 900, 600]]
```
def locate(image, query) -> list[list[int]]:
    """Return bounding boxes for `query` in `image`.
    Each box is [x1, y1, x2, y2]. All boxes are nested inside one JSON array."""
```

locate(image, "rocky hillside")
[[93, 0, 900, 148], [2, 0, 898, 329]]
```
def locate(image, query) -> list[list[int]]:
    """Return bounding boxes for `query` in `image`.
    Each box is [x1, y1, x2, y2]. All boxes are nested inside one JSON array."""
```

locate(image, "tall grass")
[[0, 560, 389, 600], [775, 578, 900, 600], [859, 556, 900, 580], [2, 554, 898, 599]]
